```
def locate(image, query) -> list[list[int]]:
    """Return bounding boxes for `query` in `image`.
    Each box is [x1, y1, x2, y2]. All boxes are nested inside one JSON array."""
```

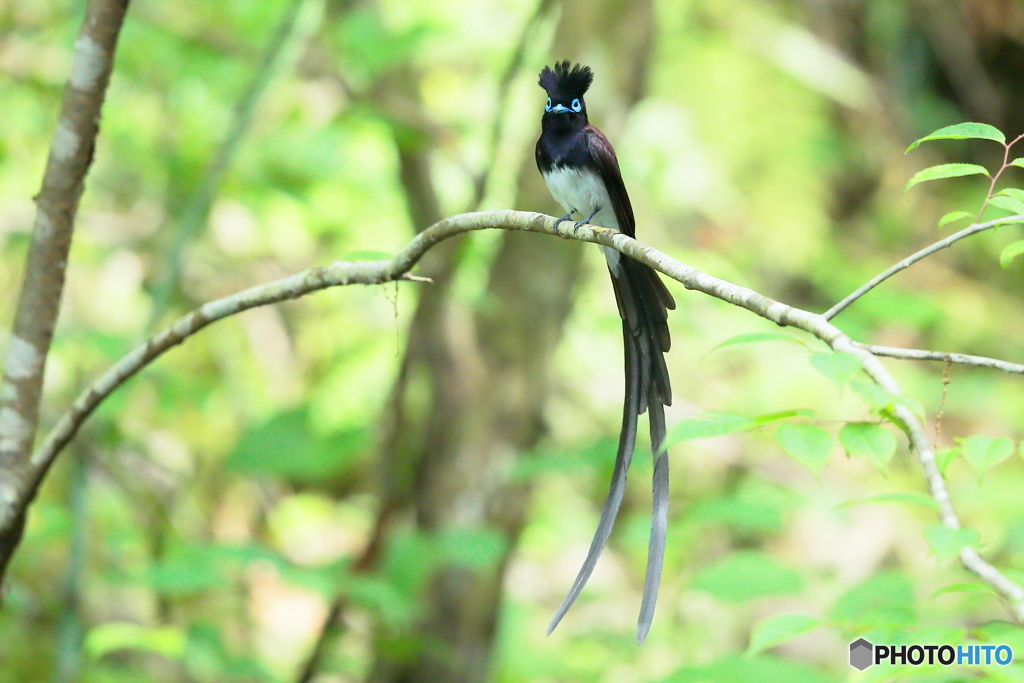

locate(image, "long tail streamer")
[[548, 256, 674, 643]]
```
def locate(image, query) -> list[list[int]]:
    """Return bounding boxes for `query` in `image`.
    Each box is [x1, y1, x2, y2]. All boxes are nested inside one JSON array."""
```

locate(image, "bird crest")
[[538, 60, 593, 99]]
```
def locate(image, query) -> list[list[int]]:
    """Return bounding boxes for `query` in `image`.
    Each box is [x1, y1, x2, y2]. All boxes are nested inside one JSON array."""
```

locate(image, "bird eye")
[[545, 97, 552, 112], [571, 98, 581, 112]]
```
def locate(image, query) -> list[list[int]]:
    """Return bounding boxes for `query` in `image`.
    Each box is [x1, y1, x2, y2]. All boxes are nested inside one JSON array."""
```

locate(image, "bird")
[[535, 60, 675, 644]]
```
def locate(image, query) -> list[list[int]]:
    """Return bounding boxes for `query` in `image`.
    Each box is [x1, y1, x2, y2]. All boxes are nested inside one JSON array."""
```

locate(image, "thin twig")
[[934, 357, 952, 452], [2, 209, 1019, 620], [296, 597, 347, 683], [824, 214, 1024, 320], [294, 505, 392, 683], [974, 133, 1024, 223], [855, 343, 1024, 374]]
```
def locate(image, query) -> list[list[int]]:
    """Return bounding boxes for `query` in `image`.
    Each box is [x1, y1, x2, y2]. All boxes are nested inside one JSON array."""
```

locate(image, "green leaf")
[[745, 614, 821, 657], [692, 551, 802, 603], [892, 394, 926, 421], [146, 545, 227, 595], [693, 479, 792, 533], [226, 409, 365, 483], [906, 122, 1006, 153], [837, 492, 938, 510], [838, 423, 897, 472], [1009, 158, 1024, 169], [750, 409, 816, 426], [346, 575, 415, 628], [663, 412, 753, 450], [829, 571, 915, 629], [992, 193, 1024, 225], [808, 351, 861, 389], [935, 447, 959, 476], [925, 524, 980, 561], [775, 424, 833, 474], [1000, 240, 1024, 268], [938, 210, 974, 229], [957, 435, 1014, 477], [849, 379, 893, 412], [707, 332, 807, 355], [988, 194, 1024, 216], [86, 623, 187, 661], [932, 582, 992, 598], [904, 163, 990, 194], [849, 380, 925, 420]]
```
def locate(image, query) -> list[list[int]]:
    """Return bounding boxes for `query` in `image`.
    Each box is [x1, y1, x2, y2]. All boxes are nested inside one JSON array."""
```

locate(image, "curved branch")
[[9, 209, 1024, 621], [146, 0, 316, 326], [857, 343, 1024, 374], [28, 211, 551, 494], [824, 214, 1024, 320]]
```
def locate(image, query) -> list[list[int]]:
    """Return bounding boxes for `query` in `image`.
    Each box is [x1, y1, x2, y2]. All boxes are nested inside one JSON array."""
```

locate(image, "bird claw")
[[552, 211, 576, 229], [574, 207, 601, 230]]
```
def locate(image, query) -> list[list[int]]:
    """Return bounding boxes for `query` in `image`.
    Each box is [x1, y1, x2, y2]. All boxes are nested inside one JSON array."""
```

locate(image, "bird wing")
[[584, 126, 636, 237]]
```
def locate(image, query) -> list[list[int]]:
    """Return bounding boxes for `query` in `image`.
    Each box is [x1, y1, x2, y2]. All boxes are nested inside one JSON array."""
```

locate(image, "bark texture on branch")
[[0, 0, 130, 584], [7, 208, 1023, 625]]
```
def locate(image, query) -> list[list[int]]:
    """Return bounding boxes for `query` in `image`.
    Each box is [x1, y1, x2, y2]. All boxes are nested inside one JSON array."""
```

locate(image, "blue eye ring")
[[545, 97, 552, 112], [571, 98, 581, 112]]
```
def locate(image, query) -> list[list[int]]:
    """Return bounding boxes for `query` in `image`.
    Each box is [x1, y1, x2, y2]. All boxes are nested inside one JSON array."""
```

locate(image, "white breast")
[[542, 166, 622, 271], [541, 166, 619, 231]]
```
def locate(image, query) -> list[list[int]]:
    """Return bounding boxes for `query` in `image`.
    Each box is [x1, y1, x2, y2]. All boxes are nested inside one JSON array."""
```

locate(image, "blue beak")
[[550, 103, 569, 114]]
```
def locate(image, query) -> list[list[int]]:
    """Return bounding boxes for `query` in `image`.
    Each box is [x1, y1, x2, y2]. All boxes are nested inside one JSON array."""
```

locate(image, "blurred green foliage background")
[[5, 0, 1024, 681]]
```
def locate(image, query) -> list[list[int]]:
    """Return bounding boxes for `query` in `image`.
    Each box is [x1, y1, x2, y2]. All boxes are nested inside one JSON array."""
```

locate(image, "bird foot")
[[574, 208, 601, 229], [552, 211, 576, 229]]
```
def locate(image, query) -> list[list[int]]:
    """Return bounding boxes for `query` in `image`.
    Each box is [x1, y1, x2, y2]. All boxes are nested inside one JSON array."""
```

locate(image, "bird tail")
[[547, 254, 674, 643]]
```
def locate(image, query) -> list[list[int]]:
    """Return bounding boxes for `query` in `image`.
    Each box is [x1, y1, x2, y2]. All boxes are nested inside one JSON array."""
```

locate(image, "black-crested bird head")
[[539, 60, 592, 128]]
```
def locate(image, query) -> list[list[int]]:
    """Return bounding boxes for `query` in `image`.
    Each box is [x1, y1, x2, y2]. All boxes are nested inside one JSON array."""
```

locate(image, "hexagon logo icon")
[[850, 638, 874, 670]]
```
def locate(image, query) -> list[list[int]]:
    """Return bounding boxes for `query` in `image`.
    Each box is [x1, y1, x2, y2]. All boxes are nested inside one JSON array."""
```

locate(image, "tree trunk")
[[0, 0, 130, 587], [367, 1, 654, 681]]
